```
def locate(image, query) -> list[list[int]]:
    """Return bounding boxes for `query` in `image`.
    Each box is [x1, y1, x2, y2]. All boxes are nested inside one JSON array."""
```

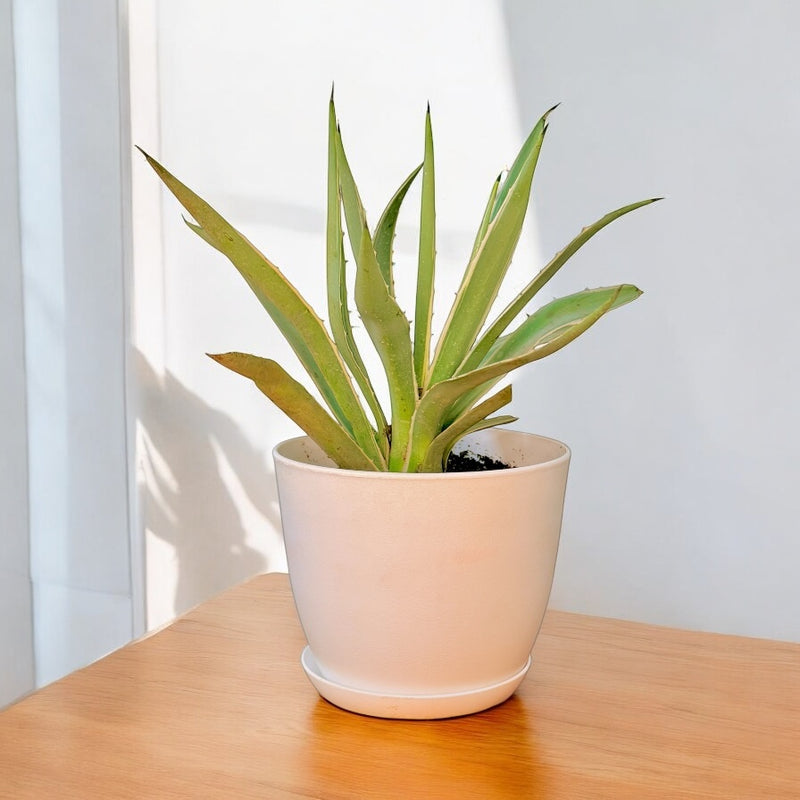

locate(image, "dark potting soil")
[[444, 450, 511, 472]]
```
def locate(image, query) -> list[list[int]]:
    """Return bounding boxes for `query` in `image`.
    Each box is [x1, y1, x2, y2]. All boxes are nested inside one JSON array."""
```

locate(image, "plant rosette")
[[142, 92, 658, 718]]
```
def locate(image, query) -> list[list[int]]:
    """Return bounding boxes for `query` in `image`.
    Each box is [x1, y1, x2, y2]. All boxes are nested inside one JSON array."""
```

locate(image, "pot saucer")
[[300, 647, 532, 720]]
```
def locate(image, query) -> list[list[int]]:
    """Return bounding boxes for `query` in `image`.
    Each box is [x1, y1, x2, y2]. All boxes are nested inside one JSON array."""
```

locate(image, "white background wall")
[[129, 0, 797, 641], [503, 0, 800, 641], [0, 0, 34, 706], [1, 0, 137, 706]]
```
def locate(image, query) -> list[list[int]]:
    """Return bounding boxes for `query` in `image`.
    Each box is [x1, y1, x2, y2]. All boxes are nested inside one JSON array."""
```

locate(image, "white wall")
[[9, 0, 139, 695], [0, 0, 34, 707], [133, 1, 800, 641], [503, 0, 800, 641]]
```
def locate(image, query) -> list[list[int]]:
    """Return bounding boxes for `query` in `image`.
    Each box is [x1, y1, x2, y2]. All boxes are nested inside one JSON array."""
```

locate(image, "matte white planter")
[[273, 428, 570, 719]]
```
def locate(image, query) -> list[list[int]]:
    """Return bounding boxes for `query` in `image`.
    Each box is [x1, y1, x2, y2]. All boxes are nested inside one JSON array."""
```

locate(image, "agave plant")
[[140, 95, 658, 473]]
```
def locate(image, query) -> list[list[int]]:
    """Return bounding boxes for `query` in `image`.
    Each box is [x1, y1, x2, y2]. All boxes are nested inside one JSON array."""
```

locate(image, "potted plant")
[[140, 93, 658, 719]]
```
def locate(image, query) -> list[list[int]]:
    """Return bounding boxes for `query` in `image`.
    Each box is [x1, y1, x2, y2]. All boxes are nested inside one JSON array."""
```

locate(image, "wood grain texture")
[[1, 573, 797, 798]]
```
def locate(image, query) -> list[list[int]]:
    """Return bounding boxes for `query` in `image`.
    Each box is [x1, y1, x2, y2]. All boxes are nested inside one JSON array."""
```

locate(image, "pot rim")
[[273, 429, 570, 481]]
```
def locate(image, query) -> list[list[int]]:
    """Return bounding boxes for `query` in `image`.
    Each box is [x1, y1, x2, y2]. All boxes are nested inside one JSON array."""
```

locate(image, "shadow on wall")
[[135, 350, 280, 623]]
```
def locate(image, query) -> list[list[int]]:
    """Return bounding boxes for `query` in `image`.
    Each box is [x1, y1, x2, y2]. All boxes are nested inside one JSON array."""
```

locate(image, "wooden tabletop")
[[1, 573, 798, 798]]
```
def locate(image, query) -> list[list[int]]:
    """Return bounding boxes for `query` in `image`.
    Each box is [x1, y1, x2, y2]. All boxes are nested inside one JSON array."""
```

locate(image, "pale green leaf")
[[139, 148, 385, 469], [326, 99, 389, 458], [334, 130, 418, 470], [414, 107, 436, 388], [486, 285, 642, 364], [468, 174, 501, 265], [416, 385, 514, 473], [405, 287, 626, 471], [491, 102, 558, 218], [353, 231, 418, 470], [460, 198, 660, 374], [450, 285, 641, 423], [209, 353, 378, 471], [374, 163, 422, 293], [427, 106, 553, 385]]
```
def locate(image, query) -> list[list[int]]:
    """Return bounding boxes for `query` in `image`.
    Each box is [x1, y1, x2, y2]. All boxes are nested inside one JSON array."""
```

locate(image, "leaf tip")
[[135, 145, 157, 168], [136, 146, 167, 177]]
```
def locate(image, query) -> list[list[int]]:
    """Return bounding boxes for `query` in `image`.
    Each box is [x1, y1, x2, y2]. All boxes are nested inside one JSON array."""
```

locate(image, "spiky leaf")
[[490, 103, 558, 218], [325, 99, 388, 453], [486, 285, 642, 364], [334, 127, 417, 469], [427, 106, 553, 385], [449, 285, 641, 424], [460, 198, 660, 374], [405, 286, 626, 471], [468, 174, 502, 264], [374, 163, 422, 293], [139, 148, 385, 469], [417, 385, 515, 472], [414, 107, 436, 388], [209, 352, 378, 471]]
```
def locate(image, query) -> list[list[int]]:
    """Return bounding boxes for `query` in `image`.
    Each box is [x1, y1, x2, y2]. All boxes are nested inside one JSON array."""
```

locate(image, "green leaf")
[[427, 106, 553, 385], [460, 197, 661, 374], [373, 163, 422, 294], [468, 174, 501, 265], [208, 353, 379, 471], [491, 102, 558, 219], [449, 285, 642, 424], [334, 129, 418, 470], [405, 286, 627, 471], [325, 99, 389, 458], [416, 385, 514, 473], [486, 285, 643, 364], [353, 231, 418, 470], [138, 147, 385, 470], [414, 106, 436, 388], [333, 124, 368, 262]]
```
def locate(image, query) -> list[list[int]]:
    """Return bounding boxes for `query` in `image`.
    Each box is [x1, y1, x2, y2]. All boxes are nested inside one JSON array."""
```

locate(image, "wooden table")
[[1, 574, 798, 798]]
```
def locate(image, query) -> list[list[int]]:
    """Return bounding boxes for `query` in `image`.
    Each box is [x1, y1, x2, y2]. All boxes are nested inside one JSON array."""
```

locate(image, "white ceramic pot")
[[273, 428, 570, 719]]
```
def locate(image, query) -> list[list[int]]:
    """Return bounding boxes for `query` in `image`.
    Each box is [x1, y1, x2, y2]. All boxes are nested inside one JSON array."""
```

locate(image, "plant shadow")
[[135, 350, 281, 624]]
